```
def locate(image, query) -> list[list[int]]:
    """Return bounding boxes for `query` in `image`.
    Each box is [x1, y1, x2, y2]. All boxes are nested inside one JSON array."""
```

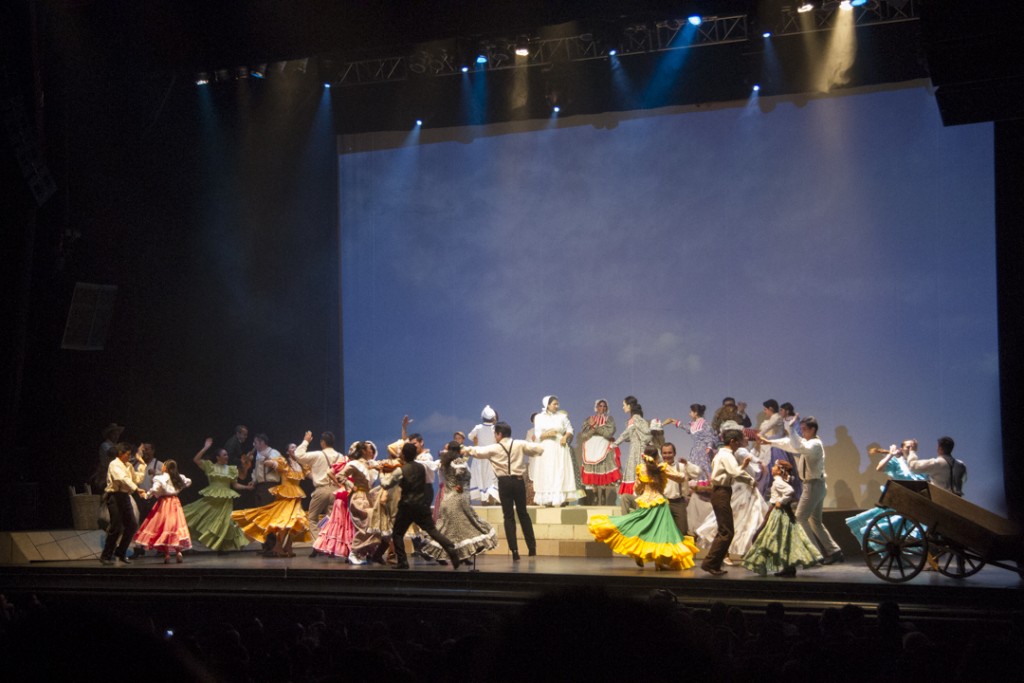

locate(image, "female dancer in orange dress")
[[231, 443, 311, 557]]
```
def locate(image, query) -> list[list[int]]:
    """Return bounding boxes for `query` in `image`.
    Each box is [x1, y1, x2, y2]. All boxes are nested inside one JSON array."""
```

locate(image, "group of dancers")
[[96, 396, 961, 578]]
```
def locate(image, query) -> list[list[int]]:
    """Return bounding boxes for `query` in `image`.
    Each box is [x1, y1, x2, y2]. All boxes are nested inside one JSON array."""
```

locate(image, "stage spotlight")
[[515, 36, 530, 57], [553, 105, 560, 113], [461, 65, 469, 73], [763, 31, 772, 38], [753, 84, 760, 92], [851, 0, 868, 4], [415, 119, 423, 126], [476, 54, 488, 65], [251, 64, 266, 78], [324, 82, 331, 89], [609, 48, 618, 56], [687, 15, 702, 26], [195, 72, 209, 86], [797, 1, 814, 12], [839, 0, 853, 10]]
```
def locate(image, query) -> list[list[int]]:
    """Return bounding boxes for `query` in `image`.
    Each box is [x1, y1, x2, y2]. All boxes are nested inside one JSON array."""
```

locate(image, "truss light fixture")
[[515, 36, 530, 56], [195, 72, 209, 85], [797, 1, 815, 12], [688, 15, 702, 26], [840, 0, 853, 10]]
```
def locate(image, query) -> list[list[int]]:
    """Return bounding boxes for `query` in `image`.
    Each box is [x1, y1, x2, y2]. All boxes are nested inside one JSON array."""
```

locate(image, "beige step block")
[[535, 508, 563, 524], [546, 524, 576, 540]]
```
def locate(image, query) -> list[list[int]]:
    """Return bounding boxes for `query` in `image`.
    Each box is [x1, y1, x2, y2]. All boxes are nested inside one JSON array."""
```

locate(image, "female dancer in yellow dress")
[[588, 446, 700, 570], [231, 443, 312, 557]]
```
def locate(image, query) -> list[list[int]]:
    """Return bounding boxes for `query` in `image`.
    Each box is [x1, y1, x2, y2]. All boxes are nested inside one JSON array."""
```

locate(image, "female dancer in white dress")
[[531, 395, 579, 507], [695, 420, 768, 564]]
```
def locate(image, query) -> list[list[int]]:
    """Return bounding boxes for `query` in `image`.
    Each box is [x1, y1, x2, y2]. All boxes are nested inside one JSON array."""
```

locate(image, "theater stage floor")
[[3, 550, 1021, 625]]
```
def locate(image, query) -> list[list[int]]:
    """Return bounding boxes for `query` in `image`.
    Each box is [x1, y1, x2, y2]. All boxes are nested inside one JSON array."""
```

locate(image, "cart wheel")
[[862, 512, 927, 583], [930, 538, 985, 579]]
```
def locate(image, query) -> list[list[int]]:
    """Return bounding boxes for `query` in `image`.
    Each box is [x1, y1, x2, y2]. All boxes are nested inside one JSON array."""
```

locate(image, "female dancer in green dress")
[[182, 438, 253, 552]]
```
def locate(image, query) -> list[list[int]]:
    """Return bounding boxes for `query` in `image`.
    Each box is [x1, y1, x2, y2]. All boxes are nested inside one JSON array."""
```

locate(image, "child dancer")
[[741, 461, 822, 577], [134, 460, 193, 563]]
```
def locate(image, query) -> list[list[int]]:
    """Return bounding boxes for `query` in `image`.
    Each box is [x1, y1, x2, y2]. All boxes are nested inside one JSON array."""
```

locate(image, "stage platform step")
[[474, 504, 614, 557]]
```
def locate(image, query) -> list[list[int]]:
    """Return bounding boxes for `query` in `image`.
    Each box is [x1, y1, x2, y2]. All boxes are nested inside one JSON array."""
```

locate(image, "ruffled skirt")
[[134, 496, 192, 552], [314, 494, 355, 557], [231, 495, 311, 543], [742, 507, 823, 575], [182, 495, 249, 551], [588, 498, 700, 569], [423, 490, 498, 561]]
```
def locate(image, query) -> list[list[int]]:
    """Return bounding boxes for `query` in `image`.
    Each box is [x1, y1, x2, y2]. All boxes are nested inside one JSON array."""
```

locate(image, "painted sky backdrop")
[[339, 84, 1000, 512]]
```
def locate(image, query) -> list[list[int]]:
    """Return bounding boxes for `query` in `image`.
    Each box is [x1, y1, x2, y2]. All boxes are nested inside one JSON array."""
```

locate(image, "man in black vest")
[[386, 442, 461, 569]]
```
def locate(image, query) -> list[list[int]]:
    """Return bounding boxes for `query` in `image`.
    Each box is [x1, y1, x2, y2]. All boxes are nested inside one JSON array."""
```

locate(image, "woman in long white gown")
[[531, 395, 579, 507], [694, 425, 768, 563]]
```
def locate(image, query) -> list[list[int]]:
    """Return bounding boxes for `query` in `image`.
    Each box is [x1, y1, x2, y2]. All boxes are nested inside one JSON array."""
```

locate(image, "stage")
[[2, 549, 1021, 627]]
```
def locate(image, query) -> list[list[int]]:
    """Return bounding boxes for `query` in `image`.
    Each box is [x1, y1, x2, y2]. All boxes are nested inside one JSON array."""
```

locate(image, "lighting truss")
[[620, 15, 749, 55], [328, 14, 750, 85], [774, 0, 919, 36], [334, 56, 407, 85]]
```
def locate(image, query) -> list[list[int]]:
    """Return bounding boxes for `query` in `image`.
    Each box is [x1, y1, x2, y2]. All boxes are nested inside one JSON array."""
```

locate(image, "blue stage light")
[[763, 31, 772, 38], [461, 66, 469, 73], [415, 119, 423, 126], [609, 49, 617, 57], [688, 15, 702, 27], [324, 83, 331, 89], [851, 0, 867, 5], [476, 55, 488, 65], [553, 106, 560, 114], [753, 84, 760, 92]]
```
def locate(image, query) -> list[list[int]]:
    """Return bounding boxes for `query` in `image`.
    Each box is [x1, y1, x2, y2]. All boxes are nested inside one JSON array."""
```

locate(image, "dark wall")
[[2, 3, 340, 528]]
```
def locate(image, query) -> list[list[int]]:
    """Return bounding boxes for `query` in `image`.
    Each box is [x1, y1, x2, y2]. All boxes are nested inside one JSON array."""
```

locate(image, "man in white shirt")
[[100, 443, 147, 565], [765, 415, 844, 564], [906, 436, 965, 493], [701, 424, 757, 576], [661, 442, 701, 538], [296, 430, 344, 555], [464, 421, 546, 560]]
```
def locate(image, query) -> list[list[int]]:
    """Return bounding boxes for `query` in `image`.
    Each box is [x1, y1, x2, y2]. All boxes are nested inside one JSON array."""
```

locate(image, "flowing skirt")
[[742, 506, 823, 575], [349, 489, 382, 559], [314, 493, 355, 558], [182, 495, 249, 551], [423, 488, 498, 561], [695, 482, 769, 557], [134, 495, 192, 553], [468, 458, 499, 503], [231, 496, 311, 543], [588, 498, 700, 570], [531, 439, 579, 506], [368, 486, 399, 539]]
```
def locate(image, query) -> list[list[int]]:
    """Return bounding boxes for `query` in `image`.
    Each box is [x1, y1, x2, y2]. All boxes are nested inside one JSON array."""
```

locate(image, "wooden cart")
[[861, 479, 1023, 583]]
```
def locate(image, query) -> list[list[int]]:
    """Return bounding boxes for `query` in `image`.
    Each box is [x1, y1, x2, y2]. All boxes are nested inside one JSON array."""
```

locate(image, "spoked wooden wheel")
[[862, 512, 927, 583], [929, 536, 986, 579]]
